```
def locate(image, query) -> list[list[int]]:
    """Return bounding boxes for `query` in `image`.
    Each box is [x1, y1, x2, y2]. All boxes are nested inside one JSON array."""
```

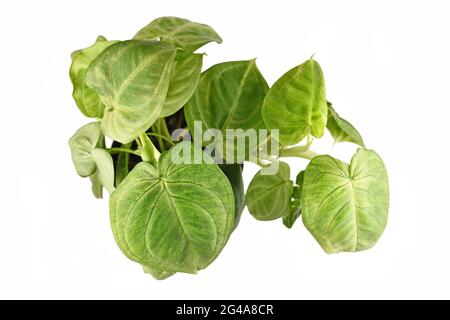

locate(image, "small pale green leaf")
[[302, 149, 389, 253], [91, 148, 115, 194], [134, 16, 222, 55], [246, 162, 293, 221], [327, 102, 365, 147], [283, 171, 304, 228], [69, 122, 115, 194], [85, 40, 177, 144], [110, 142, 235, 277], [69, 37, 118, 118], [185, 60, 269, 159], [219, 163, 245, 230], [262, 58, 328, 145], [69, 122, 102, 177], [159, 53, 203, 118]]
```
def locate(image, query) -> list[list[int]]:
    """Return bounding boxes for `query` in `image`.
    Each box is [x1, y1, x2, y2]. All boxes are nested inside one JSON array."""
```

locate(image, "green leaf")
[[85, 40, 177, 144], [283, 171, 304, 228], [302, 149, 389, 253], [219, 164, 245, 230], [134, 16, 222, 55], [90, 172, 103, 199], [69, 37, 119, 118], [327, 102, 365, 147], [185, 60, 269, 159], [109, 142, 235, 277], [246, 162, 293, 221], [159, 53, 203, 118], [69, 122, 115, 193], [262, 58, 328, 145], [143, 265, 175, 280]]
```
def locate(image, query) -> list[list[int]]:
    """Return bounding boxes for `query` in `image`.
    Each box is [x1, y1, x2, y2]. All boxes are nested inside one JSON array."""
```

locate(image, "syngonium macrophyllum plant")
[[68, 16, 389, 280]]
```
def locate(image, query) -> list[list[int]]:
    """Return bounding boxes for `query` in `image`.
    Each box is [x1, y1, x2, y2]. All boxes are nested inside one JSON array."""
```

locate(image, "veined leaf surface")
[[246, 162, 293, 221], [262, 58, 327, 145], [86, 40, 177, 143], [69, 36, 118, 118], [110, 142, 235, 276], [134, 16, 222, 55], [327, 102, 365, 147], [302, 149, 389, 253], [160, 53, 203, 118]]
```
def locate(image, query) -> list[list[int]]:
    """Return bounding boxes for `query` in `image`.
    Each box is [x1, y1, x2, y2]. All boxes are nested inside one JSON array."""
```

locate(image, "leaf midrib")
[[219, 61, 254, 131]]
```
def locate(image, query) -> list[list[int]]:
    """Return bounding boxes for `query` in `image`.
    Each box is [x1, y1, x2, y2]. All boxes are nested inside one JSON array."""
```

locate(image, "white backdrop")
[[1, 0, 449, 299]]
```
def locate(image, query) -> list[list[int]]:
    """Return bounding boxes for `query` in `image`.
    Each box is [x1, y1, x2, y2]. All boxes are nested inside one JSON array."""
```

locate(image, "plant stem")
[[151, 118, 172, 151], [139, 133, 160, 164], [106, 148, 141, 156], [279, 148, 318, 160], [146, 132, 174, 145]]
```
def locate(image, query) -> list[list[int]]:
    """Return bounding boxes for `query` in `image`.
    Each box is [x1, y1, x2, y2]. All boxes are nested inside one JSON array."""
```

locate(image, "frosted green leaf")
[[68, 122, 115, 193], [302, 149, 389, 253], [159, 53, 203, 118], [86, 40, 177, 143], [110, 142, 235, 277], [246, 162, 293, 221], [327, 102, 365, 147], [69, 36, 118, 118], [262, 58, 327, 145], [134, 16, 222, 55]]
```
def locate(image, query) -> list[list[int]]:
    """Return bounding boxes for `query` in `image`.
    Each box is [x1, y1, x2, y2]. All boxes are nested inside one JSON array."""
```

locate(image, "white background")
[[1, 0, 449, 299]]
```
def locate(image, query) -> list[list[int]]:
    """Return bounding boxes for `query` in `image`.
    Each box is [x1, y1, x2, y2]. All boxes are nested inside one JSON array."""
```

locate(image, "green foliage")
[[302, 149, 389, 253], [262, 58, 328, 145], [110, 143, 234, 277], [246, 162, 293, 221], [68, 16, 389, 279], [327, 102, 365, 147]]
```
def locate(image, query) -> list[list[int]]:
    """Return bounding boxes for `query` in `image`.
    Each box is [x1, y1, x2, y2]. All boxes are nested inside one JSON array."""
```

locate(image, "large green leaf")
[[327, 102, 365, 147], [219, 163, 245, 230], [69, 36, 118, 118], [134, 16, 222, 56], [85, 40, 177, 144], [246, 162, 293, 221], [109, 142, 235, 277], [185, 60, 269, 159], [69, 122, 115, 193], [262, 58, 328, 145], [302, 149, 389, 253], [159, 53, 203, 118]]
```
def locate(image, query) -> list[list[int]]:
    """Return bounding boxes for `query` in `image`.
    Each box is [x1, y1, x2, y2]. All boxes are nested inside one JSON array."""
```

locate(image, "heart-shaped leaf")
[[327, 102, 365, 147], [159, 53, 203, 118], [262, 58, 328, 145], [110, 142, 235, 276], [69, 36, 119, 118], [85, 40, 177, 143], [134, 16, 222, 56], [302, 149, 389, 253], [219, 163, 245, 230], [246, 162, 293, 221], [69, 122, 115, 193], [185, 60, 269, 159]]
